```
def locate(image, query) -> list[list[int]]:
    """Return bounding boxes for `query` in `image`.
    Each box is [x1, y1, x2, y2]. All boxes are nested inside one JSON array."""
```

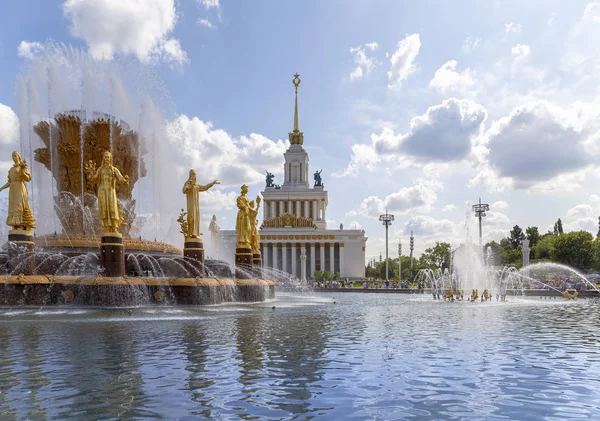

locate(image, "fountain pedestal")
[[235, 244, 253, 279], [100, 232, 125, 277], [252, 252, 262, 278], [183, 236, 205, 277], [8, 229, 35, 275]]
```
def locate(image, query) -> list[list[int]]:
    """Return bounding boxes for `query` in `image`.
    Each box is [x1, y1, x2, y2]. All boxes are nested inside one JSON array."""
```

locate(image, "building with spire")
[[219, 74, 367, 280]]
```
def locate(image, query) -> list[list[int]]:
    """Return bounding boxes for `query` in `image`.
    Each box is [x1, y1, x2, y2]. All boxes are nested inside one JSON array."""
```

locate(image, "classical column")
[[270, 201, 276, 218], [339, 242, 345, 277], [329, 243, 335, 273], [304, 201, 309, 218], [264, 200, 269, 220], [279, 201, 284, 215], [288, 200, 293, 215], [262, 244, 268, 267], [317, 199, 322, 220], [291, 243, 297, 277], [322, 201, 326, 222], [295, 201, 301, 217], [300, 245, 307, 282], [320, 243, 325, 272], [310, 243, 316, 278], [282, 243, 287, 274], [312, 201, 317, 221], [272, 243, 278, 270]]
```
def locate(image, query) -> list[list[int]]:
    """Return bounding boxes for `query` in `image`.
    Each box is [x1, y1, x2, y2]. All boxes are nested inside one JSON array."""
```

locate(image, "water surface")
[[1, 293, 599, 420]]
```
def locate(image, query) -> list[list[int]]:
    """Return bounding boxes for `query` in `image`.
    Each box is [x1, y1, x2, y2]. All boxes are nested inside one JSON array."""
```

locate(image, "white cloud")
[[198, 18, 216, 29], [442, 204, 456, 212], [62, 0, 187, 65], [504, 22, 522, 33], [351, 181, 438, 219], [373, 98, 487, 162], [349, 42, 379, 80], [482, 102, 591, 190], [0, 104, 19, 146], [199, 0, 220, 8], [491, 200, 508, 209], [590, 194, 600, 203], [566, 204, 593, 218], [201, 189, 237, 211], [333, 143, 379, 177], [165, 115, 287, 187], [429, 60, 476, 93], [17, 41, 44, 59], [403, 215, 455, 236], [485, 211, 510, 226], [511, 44, 531, 59], [387, 33, 421, 89]]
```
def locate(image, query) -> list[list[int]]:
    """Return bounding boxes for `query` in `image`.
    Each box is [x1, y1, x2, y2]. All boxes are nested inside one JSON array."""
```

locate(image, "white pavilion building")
[[219, 74, 367, 280]]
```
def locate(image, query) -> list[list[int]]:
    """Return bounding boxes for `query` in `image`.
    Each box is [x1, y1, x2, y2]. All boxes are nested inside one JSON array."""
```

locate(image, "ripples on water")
[[1, 294, 600, 420]]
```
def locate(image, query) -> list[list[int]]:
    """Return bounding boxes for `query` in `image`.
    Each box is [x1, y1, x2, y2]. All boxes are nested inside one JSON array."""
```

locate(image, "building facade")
[[220, 74, 367, 279]]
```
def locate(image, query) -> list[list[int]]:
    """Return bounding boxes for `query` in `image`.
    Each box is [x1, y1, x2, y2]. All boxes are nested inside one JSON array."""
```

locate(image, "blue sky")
[[0, 0, 599, 259]]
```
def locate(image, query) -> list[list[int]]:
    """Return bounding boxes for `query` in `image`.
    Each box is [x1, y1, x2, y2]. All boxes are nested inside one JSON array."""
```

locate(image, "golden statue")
[[182, 170, 219, 238], [0, 151, 36, 231], [235, 184, 252, 246], [248, 196, 261, 254], [209, 215, 220, 250], [85, 151, 129, 234]]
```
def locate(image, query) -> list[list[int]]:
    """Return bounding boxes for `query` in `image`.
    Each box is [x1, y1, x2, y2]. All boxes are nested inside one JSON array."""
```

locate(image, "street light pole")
[[379, 209, 395, 282], [398, 239, 402, 281], [472, 197, 490, 247]]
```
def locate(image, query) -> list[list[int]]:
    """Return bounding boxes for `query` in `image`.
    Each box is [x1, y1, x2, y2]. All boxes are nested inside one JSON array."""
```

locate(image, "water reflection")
[[0, 295, 599, 420]]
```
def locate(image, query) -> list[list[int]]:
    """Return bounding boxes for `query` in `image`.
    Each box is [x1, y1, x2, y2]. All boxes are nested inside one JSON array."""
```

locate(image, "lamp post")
[[472, 197, 490, 247], [379, 209, 395, 282], [398, 240, 402, 281], [409, 231, 414, 268]]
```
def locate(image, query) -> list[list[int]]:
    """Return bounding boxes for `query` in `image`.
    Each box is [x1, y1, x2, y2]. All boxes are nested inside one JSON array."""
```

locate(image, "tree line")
[[365, 218, 600, 280]]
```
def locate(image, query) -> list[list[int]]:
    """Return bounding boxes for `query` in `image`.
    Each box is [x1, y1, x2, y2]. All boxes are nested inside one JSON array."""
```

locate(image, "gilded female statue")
[[182, 170, 219, 238], [248, 197, 261, 254], [0, 151, 36, 231], [235, 184, 252, 246], [86, 151, 129, 233], [208, 215, 220, 249]]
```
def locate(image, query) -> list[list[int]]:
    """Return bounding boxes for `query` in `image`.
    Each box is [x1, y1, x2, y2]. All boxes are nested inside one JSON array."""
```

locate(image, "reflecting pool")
[[1, 294, 600, 420]]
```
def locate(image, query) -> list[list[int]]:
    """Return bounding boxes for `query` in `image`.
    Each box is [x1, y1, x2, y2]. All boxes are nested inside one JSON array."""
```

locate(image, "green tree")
[[534, 234, 557, 260], [597, 217, 600, 239], [554, 231, 594, 271], [420, 242, 451, 269], [553, 218, 564, 236], [509, 225, 525, 249], [525, 226, 541, 248]]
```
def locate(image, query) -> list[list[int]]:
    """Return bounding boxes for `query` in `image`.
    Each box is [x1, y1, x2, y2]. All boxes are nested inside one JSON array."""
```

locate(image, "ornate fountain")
[[0, 111, 275, 306]]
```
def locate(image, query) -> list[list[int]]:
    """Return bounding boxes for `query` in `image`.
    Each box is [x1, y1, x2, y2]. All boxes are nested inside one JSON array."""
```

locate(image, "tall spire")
[[288, 73, 304, 145]]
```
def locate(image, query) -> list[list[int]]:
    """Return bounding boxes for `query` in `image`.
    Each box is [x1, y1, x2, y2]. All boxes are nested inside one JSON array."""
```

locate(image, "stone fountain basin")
[[0, 275, 276, 306]]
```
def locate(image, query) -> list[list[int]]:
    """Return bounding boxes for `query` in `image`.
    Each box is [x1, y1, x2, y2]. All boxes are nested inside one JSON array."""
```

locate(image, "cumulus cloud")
[[505, 22, 522, 33], [373, 98, 487, 162], [349, 181, 438, 219], [442, 204, 456, 212], [403, 215, 455, 236], [387, 33, 421, 89], [511, 44, 531, 59], [429, 60, 476, 93], [337, 98, 487, 176], [165, 115, 287, 187], [17, 41, 44, 59], [62, 0, 187, 65], [484, 211, 510, 226], [349, 42, 379, 80], [0, 104, 19, 146], [491, 200, 508, 209], [483, 102, 590, 189], [566, 204, 593, 218]]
